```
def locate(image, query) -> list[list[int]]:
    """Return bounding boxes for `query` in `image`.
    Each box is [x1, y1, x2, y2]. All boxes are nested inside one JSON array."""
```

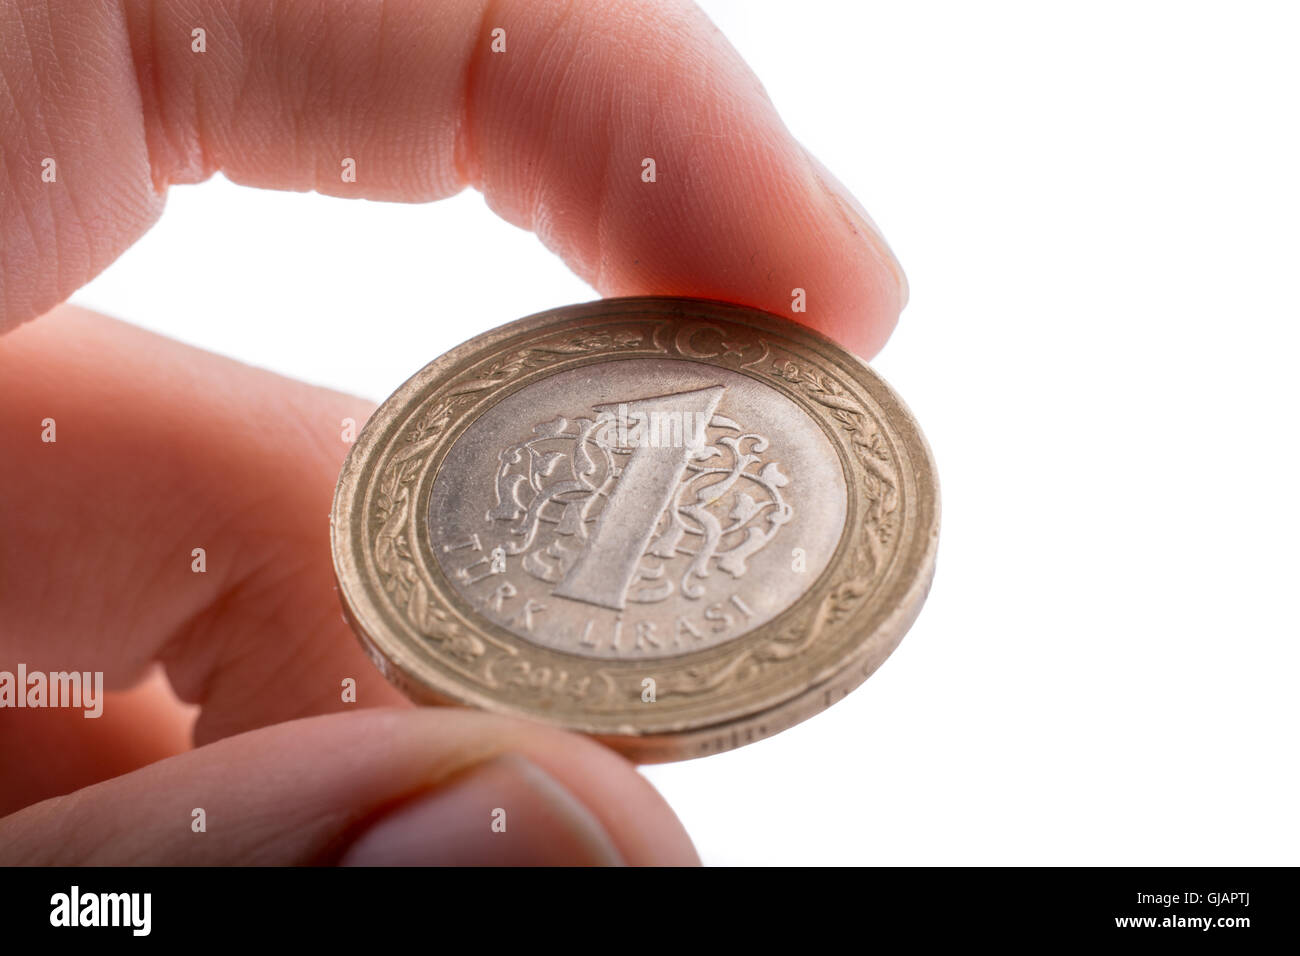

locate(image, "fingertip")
[[339, 753, 626, 866], [0, 707, 699, 866]]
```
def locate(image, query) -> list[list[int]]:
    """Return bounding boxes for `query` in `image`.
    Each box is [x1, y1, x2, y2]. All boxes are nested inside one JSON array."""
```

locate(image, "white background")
[[71, 1, 1300, 865]]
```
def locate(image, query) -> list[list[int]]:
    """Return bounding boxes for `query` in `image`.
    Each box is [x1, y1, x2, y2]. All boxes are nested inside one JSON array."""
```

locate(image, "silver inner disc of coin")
[[428, 358, 848, 660]]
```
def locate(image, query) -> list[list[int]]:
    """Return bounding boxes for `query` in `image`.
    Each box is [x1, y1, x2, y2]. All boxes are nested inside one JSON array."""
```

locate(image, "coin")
[[331, 296, 939, 762]]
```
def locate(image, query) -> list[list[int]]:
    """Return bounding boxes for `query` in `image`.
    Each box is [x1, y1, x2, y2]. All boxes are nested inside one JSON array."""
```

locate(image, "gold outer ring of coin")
[[331, 296, 939, 762]]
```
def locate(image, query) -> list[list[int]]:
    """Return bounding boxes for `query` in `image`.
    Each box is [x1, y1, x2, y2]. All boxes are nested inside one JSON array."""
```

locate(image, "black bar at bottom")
[[0, 866, 1287, 944]]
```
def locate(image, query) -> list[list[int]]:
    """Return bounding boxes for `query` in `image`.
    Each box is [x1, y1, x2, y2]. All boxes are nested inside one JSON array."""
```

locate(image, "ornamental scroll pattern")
[[367, 318, 901, 709], [371, 328, 643, 701], [484, 411, 793, 606], [654, 323, 900, 697]]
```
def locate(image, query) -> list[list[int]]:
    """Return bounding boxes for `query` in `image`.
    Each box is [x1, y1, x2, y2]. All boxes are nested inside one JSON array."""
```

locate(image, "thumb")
[[0, 708, 698, 866]]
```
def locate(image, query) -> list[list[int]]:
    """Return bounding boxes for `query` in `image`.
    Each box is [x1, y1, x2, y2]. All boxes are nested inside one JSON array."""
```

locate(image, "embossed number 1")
[[553, 386, 724, 611]]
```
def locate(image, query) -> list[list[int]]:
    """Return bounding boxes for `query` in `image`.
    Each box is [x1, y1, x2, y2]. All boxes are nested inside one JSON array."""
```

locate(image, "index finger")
[[0, 0, 905, 356]]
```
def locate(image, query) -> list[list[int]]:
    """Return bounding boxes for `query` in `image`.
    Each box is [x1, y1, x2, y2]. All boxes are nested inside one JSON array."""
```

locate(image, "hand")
[[0, 0, 905, 865]]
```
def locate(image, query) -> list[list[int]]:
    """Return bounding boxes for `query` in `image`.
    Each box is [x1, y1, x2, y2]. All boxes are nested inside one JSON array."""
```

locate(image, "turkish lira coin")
[[331, 296, 939, 761]]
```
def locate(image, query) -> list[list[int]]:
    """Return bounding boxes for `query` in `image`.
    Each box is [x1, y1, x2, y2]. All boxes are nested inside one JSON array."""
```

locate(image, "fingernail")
[[801, 146, 910, 309], [340, 754, 625, 866]]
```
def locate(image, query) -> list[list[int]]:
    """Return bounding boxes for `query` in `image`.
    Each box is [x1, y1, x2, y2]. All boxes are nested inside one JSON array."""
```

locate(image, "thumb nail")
[[801, 145, 910, 309], [340, 753, 625, 866]]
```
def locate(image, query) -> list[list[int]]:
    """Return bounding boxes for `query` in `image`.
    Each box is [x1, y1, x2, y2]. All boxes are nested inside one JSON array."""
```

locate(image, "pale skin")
[[0, 0, 905, 864]]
